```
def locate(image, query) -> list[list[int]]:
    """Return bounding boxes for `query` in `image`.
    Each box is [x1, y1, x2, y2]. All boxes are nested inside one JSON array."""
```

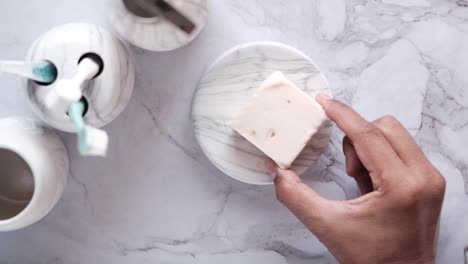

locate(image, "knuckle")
[[326, 99, 348, 113], [424, 174, 446, 199], [401, 176, 446, 206], [378, 115, 399, 126], [359, 123, 382, 138], [434, 176, 447, 193], [392, 172, 446, 210], [380, 115, 398, 124]]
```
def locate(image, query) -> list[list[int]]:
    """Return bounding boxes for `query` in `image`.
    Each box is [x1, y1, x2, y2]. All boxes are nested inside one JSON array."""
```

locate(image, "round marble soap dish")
[[192, 42, 332, 185]]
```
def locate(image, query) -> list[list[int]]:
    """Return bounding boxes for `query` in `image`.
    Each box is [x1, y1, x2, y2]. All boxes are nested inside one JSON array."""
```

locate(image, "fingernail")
[[316, 93, 332, 104]]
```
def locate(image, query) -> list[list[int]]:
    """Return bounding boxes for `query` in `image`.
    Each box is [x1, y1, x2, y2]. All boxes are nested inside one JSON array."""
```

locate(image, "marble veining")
[[192, 42, 331, 185], [0, 0, 467, 263]]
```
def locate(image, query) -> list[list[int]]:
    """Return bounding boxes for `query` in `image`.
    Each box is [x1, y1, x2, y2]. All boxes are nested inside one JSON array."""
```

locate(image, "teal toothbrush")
[[51, 56, 108, 157], [0, 60, 57, 83], [0, 57, 108, 156], [68, 101, 109, 157]]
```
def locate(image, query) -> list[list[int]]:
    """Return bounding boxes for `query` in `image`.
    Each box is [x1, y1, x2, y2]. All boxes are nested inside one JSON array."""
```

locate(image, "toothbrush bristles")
[[84, 127, 109, 157]]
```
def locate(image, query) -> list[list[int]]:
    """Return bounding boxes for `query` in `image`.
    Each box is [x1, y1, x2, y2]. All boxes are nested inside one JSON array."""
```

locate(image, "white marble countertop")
[[0, 0, 467, 263]]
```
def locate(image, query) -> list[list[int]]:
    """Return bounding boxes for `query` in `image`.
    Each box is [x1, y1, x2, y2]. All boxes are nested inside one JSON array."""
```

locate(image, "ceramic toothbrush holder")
[[0, 118, 68, 232], [107, 0, 209, 51], [26, 23, 135, 132]]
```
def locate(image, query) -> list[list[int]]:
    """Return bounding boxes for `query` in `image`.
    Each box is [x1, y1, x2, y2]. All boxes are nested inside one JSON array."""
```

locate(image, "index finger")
[[315, 94, 405, 181]]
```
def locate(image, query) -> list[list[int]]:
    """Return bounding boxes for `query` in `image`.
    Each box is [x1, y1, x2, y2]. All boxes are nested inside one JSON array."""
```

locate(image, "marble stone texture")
[[0, 0, 467, 264], [192, 42, 331, 185]]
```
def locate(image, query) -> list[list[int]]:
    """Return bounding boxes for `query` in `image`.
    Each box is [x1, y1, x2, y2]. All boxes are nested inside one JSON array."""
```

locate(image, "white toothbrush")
[[44, 57, 99, 114], [0, 60, 57, 83], [44, 57, 109, 157]]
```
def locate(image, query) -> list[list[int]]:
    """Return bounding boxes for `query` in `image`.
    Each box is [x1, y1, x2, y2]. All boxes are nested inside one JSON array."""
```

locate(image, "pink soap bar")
[[231, 71, 327, 169]]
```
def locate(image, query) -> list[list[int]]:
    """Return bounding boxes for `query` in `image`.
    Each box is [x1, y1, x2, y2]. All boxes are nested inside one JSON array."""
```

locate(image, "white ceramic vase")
[[26, 23, 135, 132], [0, 118, 69, 232]]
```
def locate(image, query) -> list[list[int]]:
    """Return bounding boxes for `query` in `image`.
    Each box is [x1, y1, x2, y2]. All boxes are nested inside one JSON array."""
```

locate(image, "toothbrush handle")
[[0, 61, 29, 78], [72, 58, 100, 84], [0, 60, 55, 83], [43, 57, 100, 112]]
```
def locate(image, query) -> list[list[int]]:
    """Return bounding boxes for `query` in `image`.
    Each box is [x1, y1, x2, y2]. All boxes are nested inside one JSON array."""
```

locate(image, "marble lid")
[[108, 0, 209, 51]]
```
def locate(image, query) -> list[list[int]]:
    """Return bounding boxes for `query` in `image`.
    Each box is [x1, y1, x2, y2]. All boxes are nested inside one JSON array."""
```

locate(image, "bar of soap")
[[231, 71, 327, 169]]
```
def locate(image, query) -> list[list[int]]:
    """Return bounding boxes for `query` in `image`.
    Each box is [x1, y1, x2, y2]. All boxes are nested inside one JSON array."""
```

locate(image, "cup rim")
[[0, 144, 39, 227], [119, 0, 162, 24]]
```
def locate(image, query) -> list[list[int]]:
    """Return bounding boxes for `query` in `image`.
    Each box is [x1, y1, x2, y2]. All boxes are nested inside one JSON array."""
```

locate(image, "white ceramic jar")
[[107, 0, 209, 51], [0, 118, 69, 232], [26, 23, 135, 132]]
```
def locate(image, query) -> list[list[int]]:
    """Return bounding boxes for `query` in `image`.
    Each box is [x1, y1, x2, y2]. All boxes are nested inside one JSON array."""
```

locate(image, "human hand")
[[269, 94, 446, 264]]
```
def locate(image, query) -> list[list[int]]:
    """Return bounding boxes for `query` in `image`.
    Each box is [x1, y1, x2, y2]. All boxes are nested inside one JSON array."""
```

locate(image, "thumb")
[[268, 161, 341, 232]]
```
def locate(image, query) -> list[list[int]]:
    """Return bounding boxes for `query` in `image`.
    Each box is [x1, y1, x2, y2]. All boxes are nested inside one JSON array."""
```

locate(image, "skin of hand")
[[268, 94, 446, 264]]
